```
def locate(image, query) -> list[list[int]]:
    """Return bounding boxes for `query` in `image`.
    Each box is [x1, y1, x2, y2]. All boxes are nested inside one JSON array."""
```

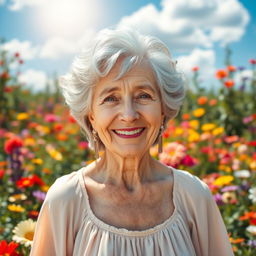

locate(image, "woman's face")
[[89, 60, 164, 157]]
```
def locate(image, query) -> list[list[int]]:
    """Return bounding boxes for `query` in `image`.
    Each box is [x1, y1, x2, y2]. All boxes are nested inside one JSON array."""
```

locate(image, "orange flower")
[[215, 69, 228, 79], [209, 99, 217, 106], [230, 237, 244, 244], [197, 96, 208, 105], [224, 80, 235, 88], [227, 65, 236, 72], [192, 66, 199, 72], [182, 113, 190, 120]]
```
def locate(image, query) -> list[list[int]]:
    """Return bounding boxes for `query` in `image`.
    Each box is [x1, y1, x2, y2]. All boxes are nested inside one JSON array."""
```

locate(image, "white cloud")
[[39, 37, 77, 59], [39, 29, 95, 59], [18, 69, 48, 91], [118, 0, 250, 51], [1, 39, 38, 60], [8, 0, 44, 11], [176, 49, 216, 86]]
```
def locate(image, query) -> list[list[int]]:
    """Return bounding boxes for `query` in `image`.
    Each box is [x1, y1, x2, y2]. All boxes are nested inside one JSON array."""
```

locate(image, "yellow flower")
[[24, 137, 36, 146], [201, 123, 216, 132], [250, 161, 256, 171], [24, 164, 35, 172], [213, 175, 234, 187], [193, 108, 205, 118], [8, 204, 25, 212], [36, 125, 50, 135], [212, 127, 224, 136], [31, 158, 43, 165], [150, 145, 158, 157], [12, 219, 36, 247], [41, 185, 50, 192], [174, 127, 184, 136], [189, 120, 199, 130], [188, 130, 200, 142], [17, 112, 29, 120], [8, 194, 27, 203], [46, 145, 63, 161]]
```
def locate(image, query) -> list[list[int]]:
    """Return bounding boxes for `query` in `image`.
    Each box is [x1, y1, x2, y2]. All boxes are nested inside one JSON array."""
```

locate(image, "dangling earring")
[[158, 123, 164, 154], [92, 129, 99, 159]]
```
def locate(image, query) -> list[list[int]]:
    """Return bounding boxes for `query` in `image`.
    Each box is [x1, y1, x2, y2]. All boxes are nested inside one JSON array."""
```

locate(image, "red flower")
[[248, 141, 256, 147], [16, 174, 45, 189], [4, 137, 23, 154], [249, 59, 256, 65], [192, 66, 199, 72], [224, 80, 235, 88], [4, 87, 14, 93], [53, 123, 64, 132], [181, 155, 197, 167], [0, 240, 20, 256], [30, 174, 45, 186], [215, 69, 228, 79], [68, 115, 76, 123], [1, 71, 10, 80], [14, 52, 20, 58], [0, 169, 4, 179]]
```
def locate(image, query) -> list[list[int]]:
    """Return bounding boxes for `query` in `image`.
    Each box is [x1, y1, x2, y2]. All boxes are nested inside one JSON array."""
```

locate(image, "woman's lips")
[[113, 127, 145, 138]]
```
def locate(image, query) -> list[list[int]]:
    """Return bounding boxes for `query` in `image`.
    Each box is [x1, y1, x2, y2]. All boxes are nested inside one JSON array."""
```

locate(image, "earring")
[[92, 129, 99, 159], [158, 123, 164, 154]]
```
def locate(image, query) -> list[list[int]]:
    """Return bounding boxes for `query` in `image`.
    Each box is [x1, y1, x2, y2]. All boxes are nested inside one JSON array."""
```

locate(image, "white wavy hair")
[[59, 28, 186, 150]]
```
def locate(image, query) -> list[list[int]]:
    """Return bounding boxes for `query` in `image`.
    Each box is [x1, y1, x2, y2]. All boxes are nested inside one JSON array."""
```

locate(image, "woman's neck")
[[93, 150, 159, 192]]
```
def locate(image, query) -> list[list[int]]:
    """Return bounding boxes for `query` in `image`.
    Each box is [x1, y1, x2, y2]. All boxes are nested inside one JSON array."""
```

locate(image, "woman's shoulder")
[[44, 169, 83, 205], [173, 168, 212, 199]]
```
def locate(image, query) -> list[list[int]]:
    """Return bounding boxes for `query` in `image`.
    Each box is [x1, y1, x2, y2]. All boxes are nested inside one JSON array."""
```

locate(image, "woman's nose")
[[119, 100, 139, 122]]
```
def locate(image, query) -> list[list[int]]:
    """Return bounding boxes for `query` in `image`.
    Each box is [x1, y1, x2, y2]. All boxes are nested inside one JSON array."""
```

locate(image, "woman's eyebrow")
[[134, 84, 156, 94], [98, 84, 156, 98], [99, 86, 120, 98]]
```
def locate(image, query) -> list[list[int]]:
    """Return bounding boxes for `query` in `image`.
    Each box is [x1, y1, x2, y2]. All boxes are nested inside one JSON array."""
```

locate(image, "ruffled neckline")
[[78, 166, 179, 237]]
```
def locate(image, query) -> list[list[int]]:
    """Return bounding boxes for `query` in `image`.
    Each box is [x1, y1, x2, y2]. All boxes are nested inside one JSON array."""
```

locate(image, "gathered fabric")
[[30, 167, 234, 256]]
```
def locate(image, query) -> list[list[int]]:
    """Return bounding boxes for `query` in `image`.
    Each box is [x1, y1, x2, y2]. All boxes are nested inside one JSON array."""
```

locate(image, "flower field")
[[0, 49, 256, 255]]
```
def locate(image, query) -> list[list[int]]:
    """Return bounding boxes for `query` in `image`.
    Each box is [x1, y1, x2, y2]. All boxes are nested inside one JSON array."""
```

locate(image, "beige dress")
[[30, 167, 234, 256]]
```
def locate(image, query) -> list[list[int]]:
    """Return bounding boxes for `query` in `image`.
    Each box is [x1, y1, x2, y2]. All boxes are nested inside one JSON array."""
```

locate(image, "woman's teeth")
[[115, 128, 144, 135]]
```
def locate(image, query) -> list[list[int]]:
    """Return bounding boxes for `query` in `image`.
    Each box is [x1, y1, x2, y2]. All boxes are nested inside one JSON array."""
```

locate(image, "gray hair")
[[59, 28, 185, 150]]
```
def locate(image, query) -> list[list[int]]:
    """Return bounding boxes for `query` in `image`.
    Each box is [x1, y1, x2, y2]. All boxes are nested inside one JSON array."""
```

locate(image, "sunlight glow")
[[38, 0, 100, 38]]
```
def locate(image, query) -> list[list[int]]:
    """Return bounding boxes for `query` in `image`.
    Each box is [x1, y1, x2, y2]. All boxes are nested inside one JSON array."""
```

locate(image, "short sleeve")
[[175, 170, 234, 256], [30, 172, 85, 256]]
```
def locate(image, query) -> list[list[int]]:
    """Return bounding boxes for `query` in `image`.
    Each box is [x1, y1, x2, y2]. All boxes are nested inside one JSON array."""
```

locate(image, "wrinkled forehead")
[[96, 57, 159, 91]]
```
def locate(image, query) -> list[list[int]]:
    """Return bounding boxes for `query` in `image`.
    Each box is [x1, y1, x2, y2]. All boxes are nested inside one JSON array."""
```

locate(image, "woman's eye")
[[137, 93, 152, 99], [103, 96, 118, 103]]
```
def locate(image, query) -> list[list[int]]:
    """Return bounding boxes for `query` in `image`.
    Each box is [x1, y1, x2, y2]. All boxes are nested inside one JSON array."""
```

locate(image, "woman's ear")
[[87, 112, 95, 129]]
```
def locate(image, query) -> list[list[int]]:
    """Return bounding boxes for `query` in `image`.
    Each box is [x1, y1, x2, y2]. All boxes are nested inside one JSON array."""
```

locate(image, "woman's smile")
[[113, 127, 145, 138]]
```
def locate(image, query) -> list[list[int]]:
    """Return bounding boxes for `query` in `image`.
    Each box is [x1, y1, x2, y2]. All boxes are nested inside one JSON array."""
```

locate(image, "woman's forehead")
[[95, 60, 158, 92]]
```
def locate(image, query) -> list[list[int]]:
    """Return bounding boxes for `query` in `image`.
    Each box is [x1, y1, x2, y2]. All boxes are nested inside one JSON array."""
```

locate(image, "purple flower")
[[247, 240, 256, 248], [213, 193, 224, 205], [32, 190, 46, 201], [221, 185, 239, 193]]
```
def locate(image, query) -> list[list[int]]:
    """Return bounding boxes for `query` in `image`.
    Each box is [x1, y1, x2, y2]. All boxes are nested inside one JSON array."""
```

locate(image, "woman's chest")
[[87, 184, 174, 231]]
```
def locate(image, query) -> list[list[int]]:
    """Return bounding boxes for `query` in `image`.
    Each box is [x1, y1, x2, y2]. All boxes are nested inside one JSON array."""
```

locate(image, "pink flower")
[[159, 142, 186, 167], [44, 114, 59, 123]]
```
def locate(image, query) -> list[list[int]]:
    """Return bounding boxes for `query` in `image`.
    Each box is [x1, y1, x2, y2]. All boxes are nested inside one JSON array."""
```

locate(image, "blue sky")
[[0, 0, 255, 91]]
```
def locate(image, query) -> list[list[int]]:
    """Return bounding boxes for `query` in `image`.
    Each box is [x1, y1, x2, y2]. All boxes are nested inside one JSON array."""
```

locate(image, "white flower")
[[12, 219, 36, 247], [246, 225, 256, 235], [234, 170, 251, 178], [249, 187, 256, 203]]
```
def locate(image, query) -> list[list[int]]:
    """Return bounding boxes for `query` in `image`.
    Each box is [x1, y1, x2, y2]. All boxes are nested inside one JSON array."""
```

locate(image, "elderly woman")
[[30, 28, 234, 256]]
